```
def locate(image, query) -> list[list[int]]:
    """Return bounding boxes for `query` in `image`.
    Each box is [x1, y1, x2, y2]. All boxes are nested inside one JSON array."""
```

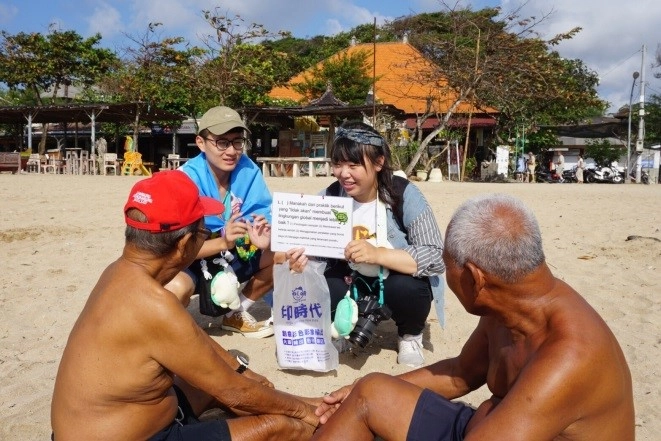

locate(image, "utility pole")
[[626, 72, 639, 183], [635, 44, 646, 183]]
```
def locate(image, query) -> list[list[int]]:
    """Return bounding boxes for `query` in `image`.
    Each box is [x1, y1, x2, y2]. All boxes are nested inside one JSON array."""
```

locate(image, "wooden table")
[[256, 157, 330, 177]]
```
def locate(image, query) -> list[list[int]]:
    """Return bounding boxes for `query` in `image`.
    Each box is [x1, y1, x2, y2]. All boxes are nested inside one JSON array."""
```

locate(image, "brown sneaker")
[[221, 310, 274, 339]]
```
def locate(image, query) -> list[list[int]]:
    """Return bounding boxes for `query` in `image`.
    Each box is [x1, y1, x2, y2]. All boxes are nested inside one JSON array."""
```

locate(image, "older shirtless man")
[[51, 170, 318, 441], [312, 193, 634, 441]]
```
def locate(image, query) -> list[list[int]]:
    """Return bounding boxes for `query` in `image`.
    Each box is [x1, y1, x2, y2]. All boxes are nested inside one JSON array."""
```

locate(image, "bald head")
[[444, 194, 545, 283]]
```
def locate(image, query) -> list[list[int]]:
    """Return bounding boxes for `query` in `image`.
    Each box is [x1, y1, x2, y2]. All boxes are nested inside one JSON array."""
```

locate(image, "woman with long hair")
[[284, 121, 445, 367]]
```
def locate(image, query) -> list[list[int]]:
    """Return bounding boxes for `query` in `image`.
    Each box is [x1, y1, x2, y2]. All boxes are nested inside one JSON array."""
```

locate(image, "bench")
[[0, 152, 21, 174]]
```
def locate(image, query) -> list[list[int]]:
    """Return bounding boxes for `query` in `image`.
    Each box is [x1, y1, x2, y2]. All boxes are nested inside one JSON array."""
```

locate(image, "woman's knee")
[[165, 272, 195, 307]]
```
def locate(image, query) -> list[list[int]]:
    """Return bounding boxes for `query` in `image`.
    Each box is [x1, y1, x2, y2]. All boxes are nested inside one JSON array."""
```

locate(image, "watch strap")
[[235, 355, 248, 373]]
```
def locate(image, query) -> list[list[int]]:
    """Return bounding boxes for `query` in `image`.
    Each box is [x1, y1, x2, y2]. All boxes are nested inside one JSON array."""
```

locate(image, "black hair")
[[331, 121, 398, 209]]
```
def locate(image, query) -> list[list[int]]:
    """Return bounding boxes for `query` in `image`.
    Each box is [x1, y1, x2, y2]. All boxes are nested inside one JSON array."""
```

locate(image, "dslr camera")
[[348, 295, 392, 348]]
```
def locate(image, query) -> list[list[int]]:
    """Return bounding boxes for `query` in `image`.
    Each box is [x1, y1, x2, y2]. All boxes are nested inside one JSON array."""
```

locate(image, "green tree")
[[385, 5, 606, 175], [633, 95, 661, 146], [0, 28, 117, 153], [0, 29, 116, 104], [261, 23, 397, 84], [98, 23, 204, 150], [526, 128, 560, 153], [196, 9, 289, 108], [292, 50, 374, 104], [261, 36, 342, 83], [584, 138, 621, 167]]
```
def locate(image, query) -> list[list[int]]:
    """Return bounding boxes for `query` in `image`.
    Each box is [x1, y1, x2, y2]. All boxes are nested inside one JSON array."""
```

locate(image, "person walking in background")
[[576, 154, 585, 183], [166, 106, 275, 338], [526, 151, 536, 182], [311, 194, 634, 441], [515, 155, 525, 182], [555, 151, 565, 182]]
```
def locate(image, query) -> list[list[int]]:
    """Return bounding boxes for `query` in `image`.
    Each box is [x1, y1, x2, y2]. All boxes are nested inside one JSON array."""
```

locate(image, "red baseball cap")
[[124, 170, 223, 232]]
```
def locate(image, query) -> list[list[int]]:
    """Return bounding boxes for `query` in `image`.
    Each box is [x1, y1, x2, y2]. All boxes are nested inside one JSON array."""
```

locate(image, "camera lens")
[[349, 317, 378, 348], [347, 295, 392, 348]]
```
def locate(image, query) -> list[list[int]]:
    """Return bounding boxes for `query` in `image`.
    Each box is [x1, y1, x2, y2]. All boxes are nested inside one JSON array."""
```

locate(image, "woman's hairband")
[[334, 127, 386, 148]]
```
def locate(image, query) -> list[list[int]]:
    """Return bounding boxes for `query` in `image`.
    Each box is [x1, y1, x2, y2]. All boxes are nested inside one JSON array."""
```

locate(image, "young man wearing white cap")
[[166, 106, 275, 338]]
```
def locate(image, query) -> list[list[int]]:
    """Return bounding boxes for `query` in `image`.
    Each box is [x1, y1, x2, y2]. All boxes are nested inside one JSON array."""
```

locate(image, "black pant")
[[324, 261, 431, 337]]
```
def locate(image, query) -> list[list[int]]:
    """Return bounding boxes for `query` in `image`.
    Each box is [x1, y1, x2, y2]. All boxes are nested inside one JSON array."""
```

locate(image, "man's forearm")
[[197, 237, 234, 259], [397, 358, 475, 399]]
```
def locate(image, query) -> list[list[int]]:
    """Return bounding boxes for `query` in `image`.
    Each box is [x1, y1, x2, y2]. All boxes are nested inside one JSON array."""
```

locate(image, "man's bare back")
[[52, 261, 187, 439], [51, 171, 318, 441]]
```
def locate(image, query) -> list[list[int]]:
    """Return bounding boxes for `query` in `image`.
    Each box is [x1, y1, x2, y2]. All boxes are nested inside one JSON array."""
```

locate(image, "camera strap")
[[351, 266, 385, 306]]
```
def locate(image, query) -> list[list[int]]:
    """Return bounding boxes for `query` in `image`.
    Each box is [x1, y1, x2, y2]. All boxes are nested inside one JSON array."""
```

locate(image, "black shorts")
[[407, 389, 475, 441], [186, 249, 263, 286], [148, 385, 231, 441]]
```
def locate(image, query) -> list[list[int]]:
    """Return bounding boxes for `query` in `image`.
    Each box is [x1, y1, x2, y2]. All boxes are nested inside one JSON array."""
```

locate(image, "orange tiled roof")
[[270, 41, 494, 115]]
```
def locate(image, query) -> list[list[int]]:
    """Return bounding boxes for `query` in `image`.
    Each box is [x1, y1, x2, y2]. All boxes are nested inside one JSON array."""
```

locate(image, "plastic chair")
[[26, 154, 41, 173], [65, 151, 80, 174], [78, 151, 90, 174], [103, 153, 119, 175], [87, 153, 99, 175], [43, 154, 60, 174], [167, 154, 180, 169]]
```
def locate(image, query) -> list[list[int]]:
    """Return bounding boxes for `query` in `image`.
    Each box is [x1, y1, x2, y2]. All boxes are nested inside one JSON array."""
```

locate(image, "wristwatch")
[[235, 354, 249, 374]]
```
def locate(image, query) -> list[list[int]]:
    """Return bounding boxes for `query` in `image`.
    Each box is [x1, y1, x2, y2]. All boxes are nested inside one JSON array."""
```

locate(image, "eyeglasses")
[[203, 137, 248, 152], [197, 226, 212, 240]]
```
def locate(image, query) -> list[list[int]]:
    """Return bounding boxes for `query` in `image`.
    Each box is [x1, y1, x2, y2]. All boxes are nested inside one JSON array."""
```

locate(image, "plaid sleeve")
[[402, 206, 445, 277]]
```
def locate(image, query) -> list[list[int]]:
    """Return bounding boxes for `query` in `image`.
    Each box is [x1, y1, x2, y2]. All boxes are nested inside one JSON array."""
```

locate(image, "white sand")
[[0, 173, 659, 440]]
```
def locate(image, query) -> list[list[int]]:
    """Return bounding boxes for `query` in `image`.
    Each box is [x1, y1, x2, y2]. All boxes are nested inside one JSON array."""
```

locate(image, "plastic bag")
[[273, 260, 338, 372]]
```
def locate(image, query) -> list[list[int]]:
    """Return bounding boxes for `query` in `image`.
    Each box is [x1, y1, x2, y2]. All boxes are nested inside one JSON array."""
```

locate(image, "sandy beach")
[[0, 173, 659, 440]]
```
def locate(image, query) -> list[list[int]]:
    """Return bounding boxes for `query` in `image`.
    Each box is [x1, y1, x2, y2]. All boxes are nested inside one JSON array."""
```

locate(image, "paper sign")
[[271, 192, 353, 259]]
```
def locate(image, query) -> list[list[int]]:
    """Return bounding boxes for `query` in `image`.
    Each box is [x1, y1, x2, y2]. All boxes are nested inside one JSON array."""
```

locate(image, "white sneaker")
[[397, 334, 424, 367]]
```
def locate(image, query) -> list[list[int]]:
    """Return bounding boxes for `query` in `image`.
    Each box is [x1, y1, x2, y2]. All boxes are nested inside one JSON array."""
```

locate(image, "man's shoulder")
[[526, 293, 628, 386]]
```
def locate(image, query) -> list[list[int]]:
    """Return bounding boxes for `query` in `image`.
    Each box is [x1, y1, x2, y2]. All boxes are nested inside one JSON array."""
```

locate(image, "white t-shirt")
[[351, 199, 377, 241]]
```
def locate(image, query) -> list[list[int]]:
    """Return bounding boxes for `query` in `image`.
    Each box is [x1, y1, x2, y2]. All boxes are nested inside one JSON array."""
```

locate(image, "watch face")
[[237, 354, 249, 366]]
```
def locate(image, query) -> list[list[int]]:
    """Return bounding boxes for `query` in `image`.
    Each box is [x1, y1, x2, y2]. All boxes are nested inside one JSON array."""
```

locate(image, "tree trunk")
[[405, 99, 463, 176], [38, 124, 49, 155], [132, 103, 141, 152]]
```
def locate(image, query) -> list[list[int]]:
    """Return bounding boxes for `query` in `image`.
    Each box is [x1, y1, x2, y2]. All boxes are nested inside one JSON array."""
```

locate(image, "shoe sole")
[[398, 359, 424, 367], [221, 324, 274, 339]]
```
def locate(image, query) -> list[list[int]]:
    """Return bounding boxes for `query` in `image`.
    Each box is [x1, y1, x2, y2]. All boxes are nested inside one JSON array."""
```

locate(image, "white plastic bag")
[[273, 260, 338, 372]]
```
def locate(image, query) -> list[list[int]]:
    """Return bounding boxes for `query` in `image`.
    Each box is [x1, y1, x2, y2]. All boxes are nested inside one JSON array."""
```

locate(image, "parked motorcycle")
[[562, 167, 578, 183], [629, 169, 650, 184], [584, 164, 624, 184], [535, 166, 575, 183]]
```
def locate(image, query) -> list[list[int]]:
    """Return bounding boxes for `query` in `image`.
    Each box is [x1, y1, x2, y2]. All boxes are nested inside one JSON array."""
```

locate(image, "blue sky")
[[1, 0, 660, 113]]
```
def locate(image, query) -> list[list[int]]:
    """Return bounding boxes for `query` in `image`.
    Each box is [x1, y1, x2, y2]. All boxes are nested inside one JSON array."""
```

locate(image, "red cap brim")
[[199, 195, 224, 217]]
